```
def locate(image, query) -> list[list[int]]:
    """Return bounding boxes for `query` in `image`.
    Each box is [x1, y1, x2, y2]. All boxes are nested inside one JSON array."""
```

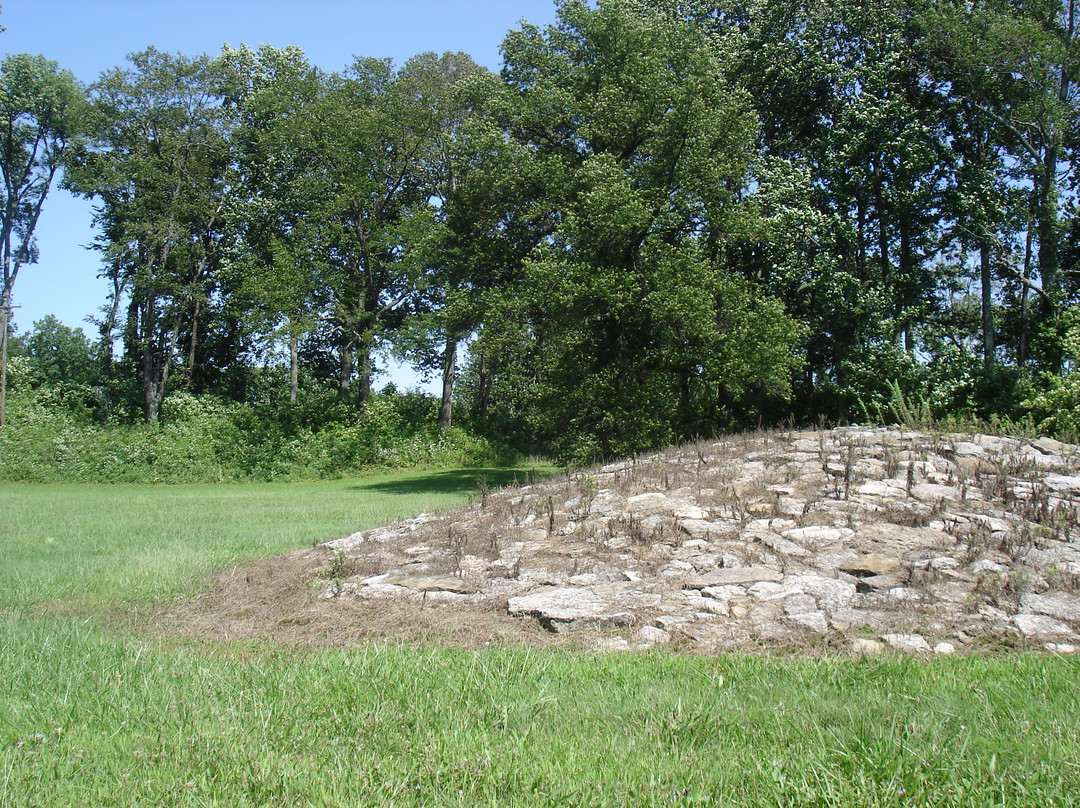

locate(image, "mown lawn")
[[2, 472, 1078, 807]]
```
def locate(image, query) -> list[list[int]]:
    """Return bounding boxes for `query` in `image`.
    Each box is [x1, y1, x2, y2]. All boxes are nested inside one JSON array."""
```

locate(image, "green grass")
[[2, 471, 1079, 807], [0, 467, 540, 613]]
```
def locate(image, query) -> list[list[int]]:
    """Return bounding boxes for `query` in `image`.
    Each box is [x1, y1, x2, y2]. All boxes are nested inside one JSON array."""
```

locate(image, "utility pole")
[[0, 300, 20, 427]]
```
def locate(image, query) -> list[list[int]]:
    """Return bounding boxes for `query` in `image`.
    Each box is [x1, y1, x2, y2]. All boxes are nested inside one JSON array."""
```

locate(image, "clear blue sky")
[[1, 0, 560, 388]]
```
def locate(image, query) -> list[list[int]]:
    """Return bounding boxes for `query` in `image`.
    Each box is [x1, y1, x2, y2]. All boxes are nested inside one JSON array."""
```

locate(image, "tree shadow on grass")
[[347, 467, 557, 497]]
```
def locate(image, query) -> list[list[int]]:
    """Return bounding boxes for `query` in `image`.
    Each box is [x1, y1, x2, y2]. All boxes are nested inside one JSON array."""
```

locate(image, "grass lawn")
[[2, 471, 1079, 807]]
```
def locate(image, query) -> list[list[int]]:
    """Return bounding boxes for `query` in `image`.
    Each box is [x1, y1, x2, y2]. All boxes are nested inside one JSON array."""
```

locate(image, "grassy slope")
[[1, 473, 1079, 807]]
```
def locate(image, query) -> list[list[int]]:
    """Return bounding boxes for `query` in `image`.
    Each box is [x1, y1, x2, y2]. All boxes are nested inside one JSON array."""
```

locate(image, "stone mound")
[[316, 426, 1080, 655]]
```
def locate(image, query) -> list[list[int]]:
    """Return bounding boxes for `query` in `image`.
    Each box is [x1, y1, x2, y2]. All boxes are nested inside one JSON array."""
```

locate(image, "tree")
[[238, 56, 435, 410], [15, 314, 98, 388], [654, 0, 965, 417], [66, 48, 235, 422], [393, 51, 511, 429], [923, 0, 1080, 372], [0, 53, 85, 425], [487, 0, 803, 458], [221, 44, 328, 403]]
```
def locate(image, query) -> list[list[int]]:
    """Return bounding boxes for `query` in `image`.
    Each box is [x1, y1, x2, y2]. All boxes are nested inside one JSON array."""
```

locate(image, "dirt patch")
[[154, 546, 585, 650]]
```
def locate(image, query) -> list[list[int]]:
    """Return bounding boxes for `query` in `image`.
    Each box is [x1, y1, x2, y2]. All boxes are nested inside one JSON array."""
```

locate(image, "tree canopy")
[[9, 0, 1080, 459]]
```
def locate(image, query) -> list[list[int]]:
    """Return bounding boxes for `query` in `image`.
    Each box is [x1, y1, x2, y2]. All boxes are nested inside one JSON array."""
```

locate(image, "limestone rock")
[[1020, 593, 1080, 623], [850, 638, 886, 655], [884, 633, 932, 653], [839, 553, 901, 577], [382, 574, 479, 594], [1013, 614, 1075, 638], [633, 626, 672, 645], [685, 567, 783, 588], [311, 425, 1080, 654], [508, 586, 661, 627]]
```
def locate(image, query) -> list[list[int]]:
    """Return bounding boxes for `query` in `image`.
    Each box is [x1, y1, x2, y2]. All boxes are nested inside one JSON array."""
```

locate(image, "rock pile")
[[322, 426, 1080, 654]]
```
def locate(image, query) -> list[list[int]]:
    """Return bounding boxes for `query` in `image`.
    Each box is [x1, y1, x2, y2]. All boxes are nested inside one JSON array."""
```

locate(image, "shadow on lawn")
[[348, 467, 557, 497]]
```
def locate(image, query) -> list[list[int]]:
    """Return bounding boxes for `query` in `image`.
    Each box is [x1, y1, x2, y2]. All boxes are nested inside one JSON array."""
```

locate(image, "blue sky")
[[1, 0, 560, 389]]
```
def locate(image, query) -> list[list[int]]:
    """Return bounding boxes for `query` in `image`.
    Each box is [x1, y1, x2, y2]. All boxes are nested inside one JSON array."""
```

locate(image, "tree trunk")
[[899, 215, 913, 352], [0, 290, 10, 428], [980, 239, 994, 367], [476, 350, 493, 418], [1019, 224, 1034, 366], [99, 274, 125, 378], [338, 342, 353, 398], [356, 346, 372, 409], [439, 334, 456, 430], [143, 318, 181, 423], [1037, 147, 1059, 304], [185, 298, 200, 391], [289, 335, 299, 403]]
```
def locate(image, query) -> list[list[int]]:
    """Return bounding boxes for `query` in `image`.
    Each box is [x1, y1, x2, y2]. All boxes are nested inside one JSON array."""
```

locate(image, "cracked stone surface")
[[319, 426, 1080, 654]]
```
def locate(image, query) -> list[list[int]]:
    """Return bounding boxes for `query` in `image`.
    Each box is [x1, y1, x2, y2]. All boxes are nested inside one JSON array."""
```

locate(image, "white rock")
[[971, 559, 1007, 576], [933, 642, 956, 655], [786, 575, 856, 611], [884, 633, 932, 653], [761, 534, 811, 557], [1013, 614, 1074, 638], [686, 567, 783, 587], [783, 593, 819, 615], [673, 505, 709, 520], [698, 598, 730, 616], [507, 586, 660, 624], [653, 614, 691, 631], [782, 526, 855, 546], [627, 492, 666, 508], [788, 611, 829, 633], [568, 573, 600, 585], [680, 538, 710, 549], [885, 587, 924, 602], [1033, 436, 1065, 454], [721, 553, 748, 569], [851, 638, 886, 655], [1045, 474, 1080, 493], [912, 483, 960, 502], [748, 581, 786, 600], [701, 585, 746, 601], [633, 626, 672, 645], [970, 514, 1014, 533], [1045, 642, 1078, 654], [1020, 593, 1080, 622], [930, 556, 960, 571], [858, 480, 904, 498]]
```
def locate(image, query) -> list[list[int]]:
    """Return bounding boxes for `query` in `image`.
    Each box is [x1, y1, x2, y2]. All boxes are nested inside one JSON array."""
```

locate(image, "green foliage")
[[4, 618, 1078, 808], [1023, 307, 1080, 439], [16, 0, 1080, 457], [12, 315, 100, 388], [0, 385, 505, 483], [475, 0, 804, 462], [0, 52, 86, 300]]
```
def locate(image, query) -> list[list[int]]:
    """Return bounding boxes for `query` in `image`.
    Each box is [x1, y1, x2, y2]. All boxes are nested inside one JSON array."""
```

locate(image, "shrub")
[[0, 385, 508, 483]]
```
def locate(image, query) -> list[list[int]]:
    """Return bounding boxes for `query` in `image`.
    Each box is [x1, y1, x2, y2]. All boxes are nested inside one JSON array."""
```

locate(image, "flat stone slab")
[[685, 567, 784, 588], [508, 586, 661, 625], [1020, 593, 1080, 623], [840, 553, 901, 577], [1014, 614, 1075, 638], [382, 574, 479, 594]]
